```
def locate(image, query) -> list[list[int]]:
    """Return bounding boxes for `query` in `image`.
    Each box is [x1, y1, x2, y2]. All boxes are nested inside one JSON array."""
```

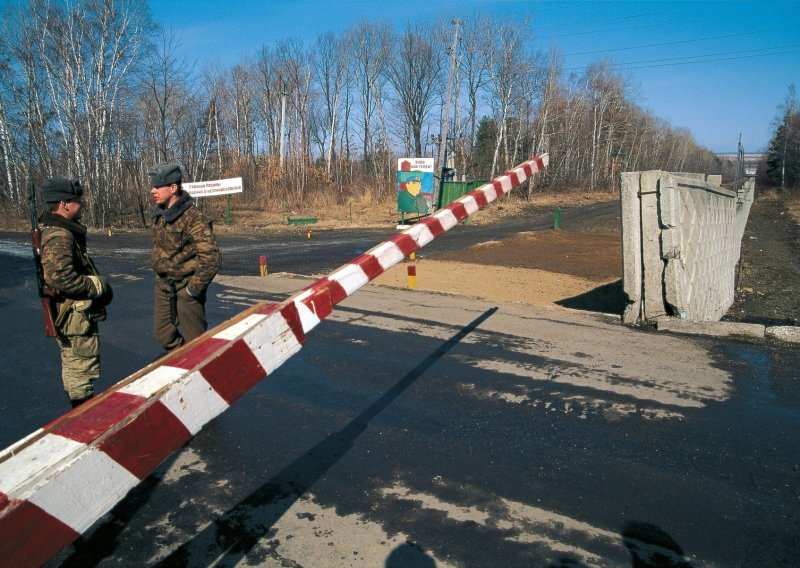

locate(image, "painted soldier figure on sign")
[[148, 162, 221, 351], [39, 178, 113, 407]]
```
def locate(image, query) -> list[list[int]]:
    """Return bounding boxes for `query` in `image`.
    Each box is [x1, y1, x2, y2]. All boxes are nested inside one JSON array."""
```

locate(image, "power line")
[[564, 45, 800, 72], [561, 26, 795, 57], [563, 47, 799, 73]]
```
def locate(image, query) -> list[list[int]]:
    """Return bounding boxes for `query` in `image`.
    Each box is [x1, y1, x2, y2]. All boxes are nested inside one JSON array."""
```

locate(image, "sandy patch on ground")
[[371, 259, 617, 308], [371, 229, 623, 310]]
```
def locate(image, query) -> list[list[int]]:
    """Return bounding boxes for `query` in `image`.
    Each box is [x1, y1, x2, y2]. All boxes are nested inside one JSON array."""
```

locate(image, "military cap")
[[41, 178, 83, 203], [148, 162, 183, 187]]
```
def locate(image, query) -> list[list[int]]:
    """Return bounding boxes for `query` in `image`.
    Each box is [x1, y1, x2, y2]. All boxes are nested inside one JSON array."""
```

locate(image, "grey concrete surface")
[[621, 172, 754, 323]]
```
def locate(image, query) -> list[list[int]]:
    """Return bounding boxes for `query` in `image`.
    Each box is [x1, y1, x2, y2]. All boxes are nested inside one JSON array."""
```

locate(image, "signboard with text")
[[397, 158, 434, 214], [184, 177, 243, 198]]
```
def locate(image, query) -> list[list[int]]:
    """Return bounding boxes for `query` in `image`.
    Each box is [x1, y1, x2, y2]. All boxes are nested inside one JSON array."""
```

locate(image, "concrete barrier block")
[[640, 171, 666, 320], [620, 172, 642, 324]]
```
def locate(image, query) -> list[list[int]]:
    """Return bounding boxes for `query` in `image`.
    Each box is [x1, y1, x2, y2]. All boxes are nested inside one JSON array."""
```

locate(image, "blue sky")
[[90, 1, 800, 153]]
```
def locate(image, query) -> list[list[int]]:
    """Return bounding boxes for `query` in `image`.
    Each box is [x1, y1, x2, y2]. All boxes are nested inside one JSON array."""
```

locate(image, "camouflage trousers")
[[56, 332, 100, 401], [56, 301, 100, 401], [154, 283, 208, 351]]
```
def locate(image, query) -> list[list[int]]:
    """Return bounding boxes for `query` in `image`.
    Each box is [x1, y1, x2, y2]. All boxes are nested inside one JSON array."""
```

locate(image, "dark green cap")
[[148, 162, 182, 187], [41, 178, 83, 203]]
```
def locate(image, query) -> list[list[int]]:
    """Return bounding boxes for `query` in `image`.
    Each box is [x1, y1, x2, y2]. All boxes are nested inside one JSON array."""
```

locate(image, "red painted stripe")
[[97, 401, 192, 479], [169, 337, 229, 371], [351, 253, 384, 281], [278, 303, 306, 345], [522, 162, 533, 177], [407, 265, 417, 277], [52, 392, 146, 444], [0, 497, 80, 568], [507, 171, 520, 186], [300, 283, 334, 321], [534, 155, 545, 171], [199, 339, 267, 404], [447, 201, 469, 223], [420, 216, 445, 238], [492, 179, 504, 196], [472, 190, 488, 208], [388, 233, 419, 257]]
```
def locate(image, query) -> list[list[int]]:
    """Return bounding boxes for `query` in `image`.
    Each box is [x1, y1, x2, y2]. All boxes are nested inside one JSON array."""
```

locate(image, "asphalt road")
[[0, 202, 798, 567]]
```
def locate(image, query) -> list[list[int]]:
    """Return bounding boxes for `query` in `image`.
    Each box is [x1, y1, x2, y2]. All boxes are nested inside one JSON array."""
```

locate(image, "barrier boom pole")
[[0, 154, 547, 567]]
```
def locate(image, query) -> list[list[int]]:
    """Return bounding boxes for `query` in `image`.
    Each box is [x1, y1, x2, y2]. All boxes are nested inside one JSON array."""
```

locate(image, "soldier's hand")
[[88, 275, 114, 306], [87, 275, 105, 297]]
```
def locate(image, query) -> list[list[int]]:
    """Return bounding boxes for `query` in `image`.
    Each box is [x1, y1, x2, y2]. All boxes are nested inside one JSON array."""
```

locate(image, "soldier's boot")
[[68, 393, 93, 408]]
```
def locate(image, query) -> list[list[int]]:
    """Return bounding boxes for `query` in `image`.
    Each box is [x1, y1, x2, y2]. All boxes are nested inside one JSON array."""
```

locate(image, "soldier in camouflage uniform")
[[39, 178, 113, 407], [148, 162, 221, 351]]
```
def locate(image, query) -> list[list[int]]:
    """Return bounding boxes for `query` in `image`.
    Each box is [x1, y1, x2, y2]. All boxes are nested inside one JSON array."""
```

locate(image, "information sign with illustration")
[[397, 158, 435, 214]]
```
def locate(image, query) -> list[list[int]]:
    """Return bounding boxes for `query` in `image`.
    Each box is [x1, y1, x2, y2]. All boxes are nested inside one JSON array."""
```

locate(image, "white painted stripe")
[[512, 166, 527, 182], [250, 329, 303, 376], [241, 311, 304, 375], [404, 223, 435, 248], [120, 366, 187, 399], [499, 176, 513, 193], [481, 184, 498, 203], [292, 294, 323, 334], [0, 435, 85, 497], [434, 208, 458, 231], [213, 313, 268, 341], [459, 195, 479, 215], [27, 445, 139, 533], [329, 263, 370, 296], [159, 371, 229, 435], [369, 241, 405, 271]]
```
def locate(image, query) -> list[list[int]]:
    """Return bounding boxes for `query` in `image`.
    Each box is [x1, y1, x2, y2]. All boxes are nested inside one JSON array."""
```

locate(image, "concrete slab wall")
[[620, 172, 754, 323]]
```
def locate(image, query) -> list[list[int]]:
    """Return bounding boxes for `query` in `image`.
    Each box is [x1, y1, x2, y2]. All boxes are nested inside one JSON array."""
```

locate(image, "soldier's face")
[[63, 197, 83, 221], [151, 184, 177, 207]]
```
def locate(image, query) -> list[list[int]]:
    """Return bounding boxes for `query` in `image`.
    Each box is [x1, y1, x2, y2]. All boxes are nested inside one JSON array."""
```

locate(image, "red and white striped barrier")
[[0, 154, 547, 566]]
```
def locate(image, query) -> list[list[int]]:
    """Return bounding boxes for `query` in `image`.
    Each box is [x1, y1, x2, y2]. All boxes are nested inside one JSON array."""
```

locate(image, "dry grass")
[[756, 188, 800, 224], [210, 187, 620, 234]]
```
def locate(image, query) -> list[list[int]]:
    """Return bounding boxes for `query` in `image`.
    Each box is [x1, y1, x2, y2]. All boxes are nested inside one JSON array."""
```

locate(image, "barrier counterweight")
[[0, 154, 547, 566]]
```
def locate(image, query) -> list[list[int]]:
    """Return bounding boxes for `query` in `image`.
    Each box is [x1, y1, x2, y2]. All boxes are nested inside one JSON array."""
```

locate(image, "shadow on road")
[[556, 279, 626, 315], [152, 307, 499, 566]]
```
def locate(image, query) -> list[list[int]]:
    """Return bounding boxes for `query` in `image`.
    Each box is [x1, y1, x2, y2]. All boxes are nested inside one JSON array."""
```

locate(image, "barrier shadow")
[[556, 279, 626, 315], [548, 521, 694, 567], [621, 521, 694, 567], [155, 307, 499, 567]]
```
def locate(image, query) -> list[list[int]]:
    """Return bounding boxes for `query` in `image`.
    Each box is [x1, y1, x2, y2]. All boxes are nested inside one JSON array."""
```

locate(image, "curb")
[[655, 317, 800, 343]]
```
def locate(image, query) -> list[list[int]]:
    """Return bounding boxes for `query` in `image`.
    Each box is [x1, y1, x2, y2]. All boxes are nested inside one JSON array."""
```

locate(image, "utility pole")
[[432, 18, 460, 212], [279, 92, 287, 168]]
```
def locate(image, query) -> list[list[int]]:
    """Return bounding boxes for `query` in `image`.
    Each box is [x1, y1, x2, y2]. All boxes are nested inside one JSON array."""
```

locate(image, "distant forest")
[[0, 0, 744, 227]]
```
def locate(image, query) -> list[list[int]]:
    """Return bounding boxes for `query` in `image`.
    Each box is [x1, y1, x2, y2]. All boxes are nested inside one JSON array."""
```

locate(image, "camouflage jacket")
[[39, 211, 100, 302], [150, 191, 221, 294]]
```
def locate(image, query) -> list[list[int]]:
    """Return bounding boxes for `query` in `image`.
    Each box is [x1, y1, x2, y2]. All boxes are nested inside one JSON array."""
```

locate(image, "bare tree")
[[481, 16, 529, 178], [386, 24, 443, 157], [312, 31, 347, 174], [347, 20, 391, 165], [138, 30, 195, 163]]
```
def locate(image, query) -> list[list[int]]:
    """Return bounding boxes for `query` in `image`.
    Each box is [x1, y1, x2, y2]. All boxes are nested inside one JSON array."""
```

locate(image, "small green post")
[[225, 194, 231, 226], [554, 207, 561, 230]]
